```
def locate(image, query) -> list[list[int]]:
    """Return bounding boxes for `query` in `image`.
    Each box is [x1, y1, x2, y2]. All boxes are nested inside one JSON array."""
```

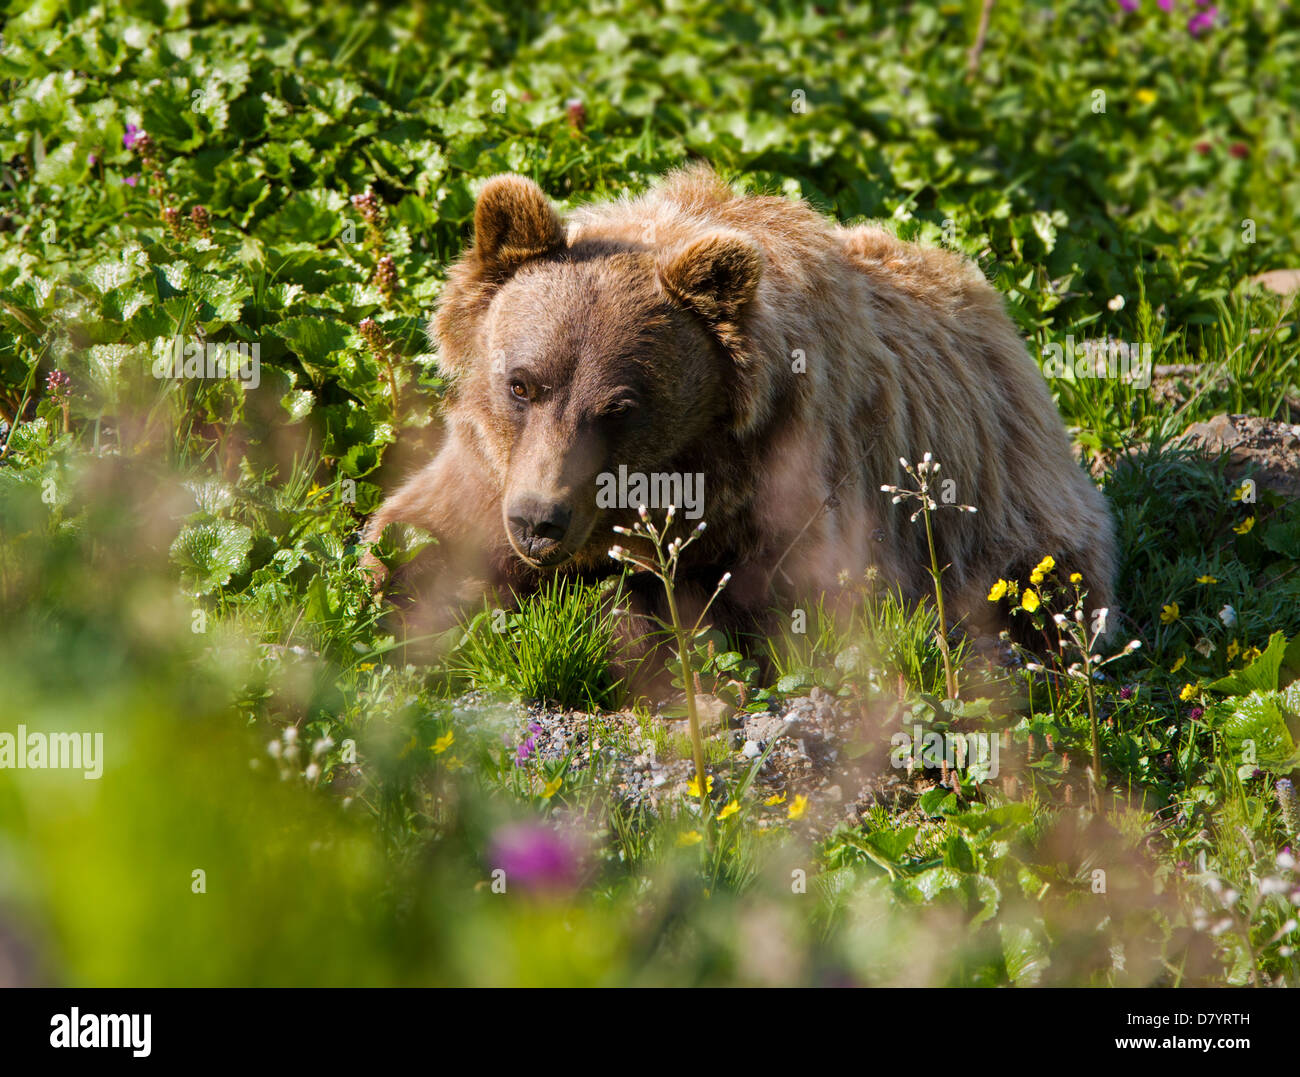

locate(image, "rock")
[[742, 739, 761, 759], [1248, 269, 1300, 296]]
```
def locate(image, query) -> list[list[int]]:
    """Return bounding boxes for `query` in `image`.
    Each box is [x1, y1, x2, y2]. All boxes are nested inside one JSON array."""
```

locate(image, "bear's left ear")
[[656, 231, 763, 345]]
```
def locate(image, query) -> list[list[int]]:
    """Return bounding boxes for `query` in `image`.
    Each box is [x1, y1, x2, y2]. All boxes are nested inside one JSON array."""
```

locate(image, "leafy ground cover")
[[1, 0, 1299, 986]]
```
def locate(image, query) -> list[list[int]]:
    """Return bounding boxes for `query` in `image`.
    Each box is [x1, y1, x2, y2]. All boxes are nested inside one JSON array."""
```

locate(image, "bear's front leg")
[[362, 429, 519, 644]]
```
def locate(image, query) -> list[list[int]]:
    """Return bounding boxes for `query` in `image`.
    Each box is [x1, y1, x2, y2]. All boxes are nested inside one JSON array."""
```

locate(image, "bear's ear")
[[472, 174, 566, 276], [656, 231, 762, 342]]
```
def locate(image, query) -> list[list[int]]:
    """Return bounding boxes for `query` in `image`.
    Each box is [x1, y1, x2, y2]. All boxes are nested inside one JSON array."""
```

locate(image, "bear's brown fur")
[[364, 166, 1116, 662]]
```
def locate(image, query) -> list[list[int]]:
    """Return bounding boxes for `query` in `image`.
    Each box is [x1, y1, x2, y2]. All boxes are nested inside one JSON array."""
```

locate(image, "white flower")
[[305, 763, 320, 782], [1218, 604, 1237, 628], [267, 740, 282, 759], [1107, 294, 1125, 311], [282, 727, 298, 745]]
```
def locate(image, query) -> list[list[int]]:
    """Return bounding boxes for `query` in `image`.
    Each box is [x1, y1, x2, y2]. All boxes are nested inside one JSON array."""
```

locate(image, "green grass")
[[1, 0, 1299, 987]]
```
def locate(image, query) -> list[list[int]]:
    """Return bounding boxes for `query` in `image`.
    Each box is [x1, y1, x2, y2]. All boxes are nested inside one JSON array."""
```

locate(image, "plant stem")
[[662, 572, 708, 815], [921, 502, 958, 700]]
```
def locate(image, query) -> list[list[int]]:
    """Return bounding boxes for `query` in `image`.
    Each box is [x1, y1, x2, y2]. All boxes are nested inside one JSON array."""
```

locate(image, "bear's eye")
[[601, 397, 638, 418], [508, 380, 530, 404]]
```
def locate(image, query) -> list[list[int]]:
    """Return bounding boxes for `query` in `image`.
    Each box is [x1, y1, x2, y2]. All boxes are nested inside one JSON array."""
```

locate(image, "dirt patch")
[[1178, 413, 1300, 500]]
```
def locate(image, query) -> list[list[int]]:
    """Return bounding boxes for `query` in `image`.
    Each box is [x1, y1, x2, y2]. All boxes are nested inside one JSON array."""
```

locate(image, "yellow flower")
[[1231, 483, 1251, 502], [358, 662, 376, 671], [788, 794, 809, 821], [1135, 88, 1157, 105], [676, 830, 703, 847], [1243, 646, 1263, 662], [1179, 683, 1197, 702], [1021, 589, 1041, 613], [1160, 603, 1180, 624], [1169, 654, 1187, 673], [1069, 573, 1083, 584], [764, 792, 787, 807], [1226, 640, 1240, 661], [542, 775, 563, 798], [1029, 555, 1056, 585], [687, 774, 714, 798], [987, 579, 1009, 602], [717, 801, 740, 820], [1196, 575, 1218, 585], [430, 731, 454, 755], [1234, 517, 1255, 535]]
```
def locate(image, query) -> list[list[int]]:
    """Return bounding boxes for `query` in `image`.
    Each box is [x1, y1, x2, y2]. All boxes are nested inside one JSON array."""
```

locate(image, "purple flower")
[[1188, 6, 1217, 34], [1118, 0, 1138, 11], [122, 123, 142, 150], [1157, 0, 1174, 10], [1187, 706, 1205, 722], [123, 175, 138, 187], [489, 822, 580, 892], [1119, 685, 1134, 700], [515, 736, 536, 766]]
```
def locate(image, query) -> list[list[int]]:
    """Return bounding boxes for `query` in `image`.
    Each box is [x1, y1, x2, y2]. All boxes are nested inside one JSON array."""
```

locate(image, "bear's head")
[[434, 174, 768, 570]]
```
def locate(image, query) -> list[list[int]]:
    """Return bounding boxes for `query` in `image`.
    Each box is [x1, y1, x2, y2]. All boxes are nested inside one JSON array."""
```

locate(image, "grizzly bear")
[[363, 165, 1116, 668]]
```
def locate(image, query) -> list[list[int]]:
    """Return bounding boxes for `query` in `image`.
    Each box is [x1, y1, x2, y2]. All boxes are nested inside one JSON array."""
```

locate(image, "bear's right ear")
[[472, 174, 566, 277]]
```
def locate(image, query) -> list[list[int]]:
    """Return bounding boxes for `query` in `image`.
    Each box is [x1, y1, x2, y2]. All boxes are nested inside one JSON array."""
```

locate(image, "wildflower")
[[718, 801, 740, 820], [189, 204, 211, 238], [1233, 517, 1255, 535], [1021, 589, 1041, 613], [1117, 0, 1138, 10], [373, 254, 398, 301], [565, 98, 587, 130], [788, 794, 809, 820], [45, 370, 72, 398], [1194, 637, 1215, 657], [542, 775, 562, 798], [686, 773, 714, 798], [764, 792, 787, 807], [1186, 706, 1204, 723], [489, 822, 581, 891], [1188, 5, 1217, 36], [1231, 483, 1251, 501], [987, 579, 1009, 602], [304, 763, 320, 782], [1226, 639, 1240, 662], [1218, 604, 1237, 628], [1134, 90, 1156, 106], [1170, 654, 1186, 673], [1278, 780, 1300, 838], [431, 731, 454, 754], [1119, 685, 1134, 700], [1243, 645, 1263, 662], [1069, 572, 1083, 584], [350, 187, 382, 227], [1180, 683, 1197, 702], [122, 123, 143, 150], [1029, 555, 1056, 584], [676, 830, 704, 847], [1227, 142, 1249, 159], [1107, 294, 1126, 310], [1160, 602, 1180, 624], [1196, 574, 1218, 584]]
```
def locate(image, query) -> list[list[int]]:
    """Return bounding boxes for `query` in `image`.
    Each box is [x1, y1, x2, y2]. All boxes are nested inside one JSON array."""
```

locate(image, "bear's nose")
[[507, 496, 572, 559]]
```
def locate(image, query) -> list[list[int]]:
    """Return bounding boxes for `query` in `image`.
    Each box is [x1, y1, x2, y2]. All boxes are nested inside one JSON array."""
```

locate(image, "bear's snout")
[[506, 494, 573, 564]]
